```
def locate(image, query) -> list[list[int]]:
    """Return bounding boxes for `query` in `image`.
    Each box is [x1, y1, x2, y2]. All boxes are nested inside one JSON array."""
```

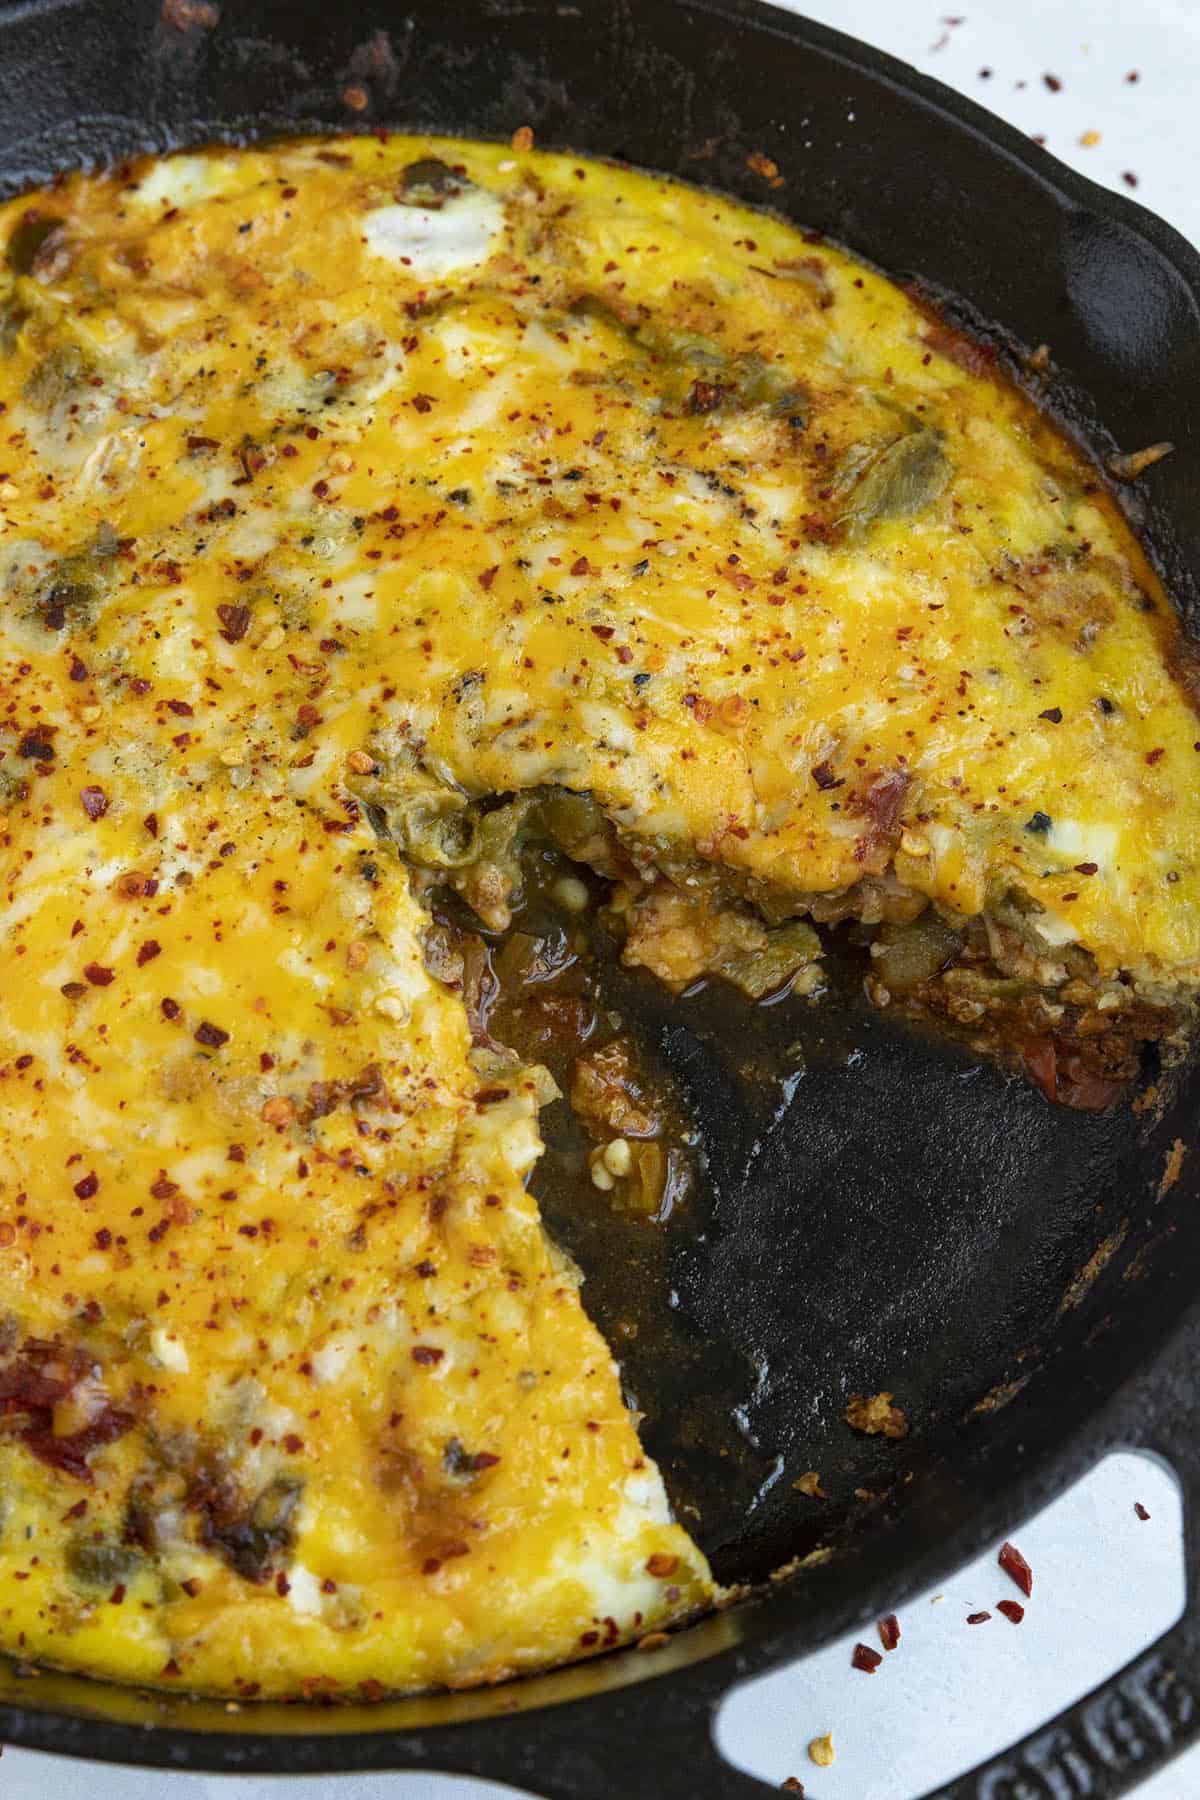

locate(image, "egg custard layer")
[[0, 133, 1197, 1696]]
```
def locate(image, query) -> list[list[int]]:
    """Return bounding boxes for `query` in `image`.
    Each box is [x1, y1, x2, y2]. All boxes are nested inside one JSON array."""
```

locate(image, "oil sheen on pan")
[[0, 133, 1195, 1698]]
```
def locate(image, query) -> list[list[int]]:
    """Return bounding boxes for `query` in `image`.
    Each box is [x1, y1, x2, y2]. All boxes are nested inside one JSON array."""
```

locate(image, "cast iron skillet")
[[1, 1, 1199, 1793]]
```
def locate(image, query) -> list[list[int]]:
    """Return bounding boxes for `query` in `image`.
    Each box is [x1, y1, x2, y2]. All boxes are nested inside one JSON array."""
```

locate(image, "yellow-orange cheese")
[[0, 132, 1195, 1696]]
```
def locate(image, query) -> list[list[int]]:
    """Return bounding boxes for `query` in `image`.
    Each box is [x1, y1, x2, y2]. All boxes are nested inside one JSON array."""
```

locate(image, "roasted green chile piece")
[[835, 429, 949, 539], [716, 919, 821, 999]]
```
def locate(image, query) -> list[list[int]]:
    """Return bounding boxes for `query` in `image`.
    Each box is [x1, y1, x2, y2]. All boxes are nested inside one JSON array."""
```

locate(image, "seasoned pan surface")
[[0, 2, 1198, 1793]]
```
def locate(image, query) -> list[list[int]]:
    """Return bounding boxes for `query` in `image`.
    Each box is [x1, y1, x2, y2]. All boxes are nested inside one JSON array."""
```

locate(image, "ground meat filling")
[[374, 780, 1180, 1112]]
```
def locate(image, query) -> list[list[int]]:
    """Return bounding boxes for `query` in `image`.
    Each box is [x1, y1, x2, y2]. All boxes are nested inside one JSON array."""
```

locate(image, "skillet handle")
[[923, 1300, 1200, 1800], [466, 1300, 1200, 1800]]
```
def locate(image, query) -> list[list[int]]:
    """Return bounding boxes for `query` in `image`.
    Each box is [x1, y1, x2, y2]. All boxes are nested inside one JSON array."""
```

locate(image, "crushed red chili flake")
[[136, 940, 162, 966], [1043, 72, 1062, 91], [194, 1020, 230, 1048], [997, 1600, 1025, 1624], [80, 785, 109, 820], [83, 962, 114, 987], [999, 1541, 1033, 1597], [878, 1613, 901, 1652], [73, 1172, 99, 1199], [967, 1611, 991, 1624], [217, 603, 251, 643], [781, 1783, 805, 1795], [811, 761, 843, 791], [109, 1582, 126, 1604], [411, 1345, 444, 1365], [851, 1642, 882, 1673], [1135, 1502, 1151, 1521], [478, 565, 499, 591], [161, 997, 182, 1020]]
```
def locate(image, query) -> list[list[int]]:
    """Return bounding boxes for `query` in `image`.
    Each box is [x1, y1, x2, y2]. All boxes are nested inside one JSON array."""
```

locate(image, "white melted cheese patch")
[[130, 154, 250, 212], [361, 188, 505, 278]]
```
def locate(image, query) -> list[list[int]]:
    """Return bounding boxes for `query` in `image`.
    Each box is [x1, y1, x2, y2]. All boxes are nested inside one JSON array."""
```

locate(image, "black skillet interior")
[[1, 1, 1200, 1793]]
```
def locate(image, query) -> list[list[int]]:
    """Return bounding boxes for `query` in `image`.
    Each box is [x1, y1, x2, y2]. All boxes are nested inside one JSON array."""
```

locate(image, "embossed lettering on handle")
[[976, 1654, 1196, 1798]]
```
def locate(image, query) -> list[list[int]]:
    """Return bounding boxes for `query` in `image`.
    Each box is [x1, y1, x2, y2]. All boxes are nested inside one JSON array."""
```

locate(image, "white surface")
[[4, 1, 1197, 1794], [716, 1452, 1185, 1795]]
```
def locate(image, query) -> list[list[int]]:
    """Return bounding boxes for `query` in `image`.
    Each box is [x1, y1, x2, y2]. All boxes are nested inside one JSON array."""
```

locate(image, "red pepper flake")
[[1146, 747, 1165, 765], [179, 1577, 201, 1597], [781, 1782, 805, 1794], [1074, 863, 1098, 877], [359, 1677, 385, 1702], [997, 1600, 1025, 1624], [217, 603, 251, 644], [161, 997, 181, 1020], [1044, 72, 1062, 92], [878, 1613, 901, 1652], [166, 698, 193, 717], [1135, 1502, 1151, 1521], [851, 1642, 882, 1673], [144, 812, 159, 838], [591, 625, 615, 641], [411, 1345, 444, 1365], [410, 393, 435, 415], [811, 761, 843, 791], [478, 565, 499, 591], [967, 1611, 991, 1624], [136, 940, 162, 966], [194, 1020, 229, 1048], [160, 1659, 182, 1678], [1038, 707, 1063, 723], [80, 785, 109, 820], [109, 1583, 126, 1604], [69, 657, 88, 682], [83, 962, 114, 987], [275, 1570, 291, 1596], [570, 556, 591, 576], [1122, 171, 1140, 190], [73, 1172, 99, 1199], [94, 1227, 112, 1249], [283, 1433, 303, 1454], [999, 1540, 1033, 1597], [469, 1450, 501, 1472]]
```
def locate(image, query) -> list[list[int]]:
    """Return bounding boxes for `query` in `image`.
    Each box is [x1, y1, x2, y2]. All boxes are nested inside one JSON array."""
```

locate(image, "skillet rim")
[[0, 0, 1196, 1784]]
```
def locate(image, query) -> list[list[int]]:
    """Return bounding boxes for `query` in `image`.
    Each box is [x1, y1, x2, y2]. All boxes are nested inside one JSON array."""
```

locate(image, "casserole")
[[0, 1, 1198, 1793]]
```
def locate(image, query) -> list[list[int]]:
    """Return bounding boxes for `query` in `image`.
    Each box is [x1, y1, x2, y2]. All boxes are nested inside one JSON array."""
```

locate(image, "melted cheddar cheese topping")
[[0, 132, 1195, 1696]]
